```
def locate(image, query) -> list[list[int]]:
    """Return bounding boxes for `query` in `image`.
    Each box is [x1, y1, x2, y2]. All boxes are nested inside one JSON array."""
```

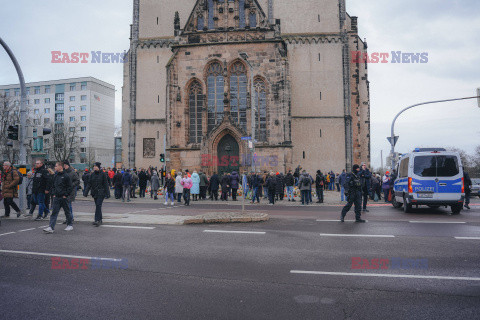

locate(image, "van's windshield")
[[413, 155, 459, 177]]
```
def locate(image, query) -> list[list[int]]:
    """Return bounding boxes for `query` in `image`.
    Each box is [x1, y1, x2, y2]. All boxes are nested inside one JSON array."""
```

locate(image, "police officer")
[[340, 164, 366, 223]]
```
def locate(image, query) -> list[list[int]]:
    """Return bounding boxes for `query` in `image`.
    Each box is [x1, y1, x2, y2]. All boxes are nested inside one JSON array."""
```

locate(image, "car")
[[471, 178, 480, 197], [392, 148, 465, 215]]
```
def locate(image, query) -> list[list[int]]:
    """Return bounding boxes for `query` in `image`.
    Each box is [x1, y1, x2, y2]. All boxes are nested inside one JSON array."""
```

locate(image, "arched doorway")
[[217, 134, 239, 176]]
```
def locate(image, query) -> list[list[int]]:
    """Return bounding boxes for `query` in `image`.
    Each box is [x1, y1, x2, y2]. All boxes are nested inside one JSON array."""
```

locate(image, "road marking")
[[290, 270, 480, 281], [38, 226, 49, 229], [101, 225, 155, 230], [18, 228, 36, 232], [409, 221, 466, 224], [320, 233, 395, 238], [454, 237, 480, 240], [203, 230, 266, 235], [316, 220, 344, 222], [0, 249, 123, 261], [0, 232, 16, 237]]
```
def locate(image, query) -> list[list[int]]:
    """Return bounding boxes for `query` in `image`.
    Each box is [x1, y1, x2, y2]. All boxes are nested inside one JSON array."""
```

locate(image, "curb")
[[184, 212, 269, 225]]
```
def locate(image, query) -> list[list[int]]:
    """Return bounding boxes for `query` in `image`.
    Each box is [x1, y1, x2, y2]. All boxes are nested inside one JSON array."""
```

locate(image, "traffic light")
[[7, 125, 19, 140], [160, 153, 165, 163], [162, 169, 166, 177]]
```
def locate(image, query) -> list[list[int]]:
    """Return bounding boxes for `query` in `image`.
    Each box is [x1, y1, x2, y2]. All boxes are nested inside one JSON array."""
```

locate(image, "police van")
[[392, 148, 465, 215]]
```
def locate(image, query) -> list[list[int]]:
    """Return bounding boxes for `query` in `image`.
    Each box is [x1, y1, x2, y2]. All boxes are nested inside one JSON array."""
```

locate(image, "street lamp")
[[239, 52, 255, 173], [389, 94, 480, 170], [1, 37, 27, 213]]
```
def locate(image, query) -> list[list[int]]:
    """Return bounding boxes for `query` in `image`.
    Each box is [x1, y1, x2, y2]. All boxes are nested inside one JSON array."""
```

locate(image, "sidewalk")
[[76, 189, 374, 207]]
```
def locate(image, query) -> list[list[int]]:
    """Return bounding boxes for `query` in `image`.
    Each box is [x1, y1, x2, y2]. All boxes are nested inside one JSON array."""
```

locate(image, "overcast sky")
[[1, 0, 479, 168]]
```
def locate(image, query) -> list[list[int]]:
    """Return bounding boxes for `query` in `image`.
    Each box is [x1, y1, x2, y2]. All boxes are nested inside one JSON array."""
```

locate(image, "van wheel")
[[392, 196, 403, 209], [403, 197, 412, 213], [451, 204, 462, 215]]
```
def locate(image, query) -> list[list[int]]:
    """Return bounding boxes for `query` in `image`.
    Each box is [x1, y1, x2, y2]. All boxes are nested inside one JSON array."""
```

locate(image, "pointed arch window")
[[239, 0, 246, 28], [254, 79, 267, 142], [197, 15, 204, 31], [207, 62, 225, 132], [249, 12, 257, 28], [230, 62, 247, 131], [188, 81, 203, 143], [207, 0, 214, 29]]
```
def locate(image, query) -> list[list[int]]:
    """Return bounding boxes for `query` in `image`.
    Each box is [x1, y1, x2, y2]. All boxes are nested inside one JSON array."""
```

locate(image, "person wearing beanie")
[[340, 164, 366, 223], [84, 162, 110, 226]]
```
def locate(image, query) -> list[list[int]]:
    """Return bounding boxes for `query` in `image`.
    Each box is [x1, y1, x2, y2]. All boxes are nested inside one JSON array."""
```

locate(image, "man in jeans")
[[338, 169, 347, 202], [298, 170, 311, 205], [1, 162, 22, 218], [285, 170, 295, 202], [43, 162, 73, 233], [32, 160, 51, 220]]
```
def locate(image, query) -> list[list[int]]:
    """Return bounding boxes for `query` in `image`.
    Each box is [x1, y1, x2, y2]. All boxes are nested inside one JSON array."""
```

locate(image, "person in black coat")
[[464, 172, 472, 210], [112, 171, 123, 199], [138, 169, 148, 198], [266, 172, 277, 205], [220, 173, 231, 201], [315, 170, 325, 203], [359, 163, 372, 212], [275, 173, 285, 201], [85, 162, 110, 226], [209, 173, 220, 201]]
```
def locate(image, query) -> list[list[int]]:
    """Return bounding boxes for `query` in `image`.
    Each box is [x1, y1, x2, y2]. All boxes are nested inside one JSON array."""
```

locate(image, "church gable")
[[183, 0, 269, 33]]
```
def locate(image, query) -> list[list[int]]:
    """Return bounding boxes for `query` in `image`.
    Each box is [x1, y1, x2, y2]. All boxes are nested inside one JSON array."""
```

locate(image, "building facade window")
[[34, 109, 39, 115], [70, 84, 76, 91], [207, 62, 224, 132], [207, 0, 214, 29], [55, 93, 64, 101], [81, 84, 87, 90], [34, 99, 40, 104], [45, 98, 50, 103], [81, 95, 87, 101], [197, 15, 204, 31], [55, 114, 64, 121], [15, 90, 19, 96], [69, 116, 75, 122], [249, 12, 257, 28], [81, 126, 87, 132], [239, 0, 246, 28], [188, 80, 203, 143], [229, 61, 247, 131], [55, 103, 64, 111], [70, 96, 75, 101], [81, 116, 86, 121], [254, 78, 267, 142], [70, 106, 75, 112], [34, 87, 40, 94], [45, 86, 51, 93], [80, 105, 87, 111], [44, 118, 50, 124], [33, 119, 39, 125], [80, 137, 87, 143]]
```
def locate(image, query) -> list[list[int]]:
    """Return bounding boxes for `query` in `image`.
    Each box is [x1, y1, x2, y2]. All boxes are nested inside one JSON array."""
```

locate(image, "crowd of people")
[[1, 160, 474, 231]]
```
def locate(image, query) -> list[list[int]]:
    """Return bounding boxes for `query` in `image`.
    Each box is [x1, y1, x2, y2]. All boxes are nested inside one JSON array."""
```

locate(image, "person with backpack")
[[1, 162, 22, 218], [84, 162, 110, 226], [298, 170, 312, 205]]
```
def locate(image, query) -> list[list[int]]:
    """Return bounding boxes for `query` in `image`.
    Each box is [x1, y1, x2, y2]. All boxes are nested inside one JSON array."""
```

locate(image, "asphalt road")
[[1, 201, 479, 320]]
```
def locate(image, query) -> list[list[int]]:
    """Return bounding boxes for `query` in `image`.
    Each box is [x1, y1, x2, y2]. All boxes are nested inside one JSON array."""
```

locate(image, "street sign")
[[241, 136, 252, 141], [387, 136, 399, 146]]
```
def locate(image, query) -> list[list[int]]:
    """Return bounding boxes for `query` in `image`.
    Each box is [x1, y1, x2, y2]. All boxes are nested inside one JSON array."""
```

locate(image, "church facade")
[[122, 0, 371, 175]]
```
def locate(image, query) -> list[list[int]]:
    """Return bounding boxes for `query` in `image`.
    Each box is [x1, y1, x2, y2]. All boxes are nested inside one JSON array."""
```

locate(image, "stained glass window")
[[208, 0, 214, 29], [230, 62, 247, 131], [249, 12, 257, 28], [207, 62, 225, 132], [189, 81, 203, 143], [254, 79, 267, 142], [239, 0, 245, 28]]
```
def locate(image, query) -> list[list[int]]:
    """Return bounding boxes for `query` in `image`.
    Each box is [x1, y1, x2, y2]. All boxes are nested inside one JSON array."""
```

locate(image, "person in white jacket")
[[175, 172, 183, 203]]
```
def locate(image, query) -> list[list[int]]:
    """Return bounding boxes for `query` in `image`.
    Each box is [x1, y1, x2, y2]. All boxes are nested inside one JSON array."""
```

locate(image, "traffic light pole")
[[390, 95, 480, 170], [1, 37, 27, 213]]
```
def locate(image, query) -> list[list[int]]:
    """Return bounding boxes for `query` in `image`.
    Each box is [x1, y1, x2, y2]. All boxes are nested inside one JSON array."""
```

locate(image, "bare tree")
[[51, 121, 81, 162]]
